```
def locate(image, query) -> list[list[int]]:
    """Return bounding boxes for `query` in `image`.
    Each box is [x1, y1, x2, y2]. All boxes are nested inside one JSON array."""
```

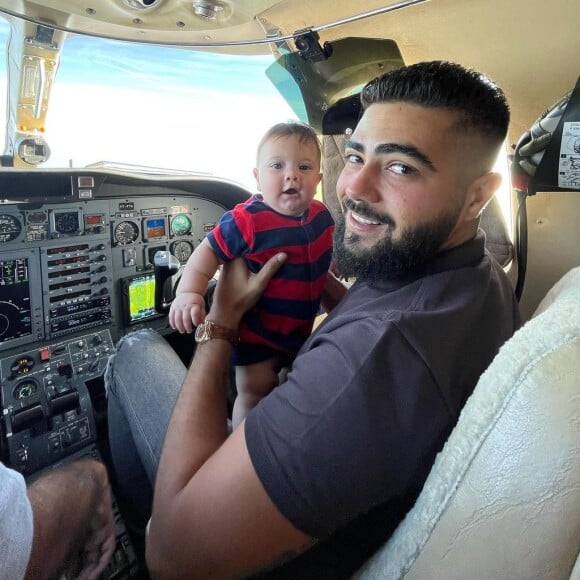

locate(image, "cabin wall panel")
[[519, 192, 580, 321]]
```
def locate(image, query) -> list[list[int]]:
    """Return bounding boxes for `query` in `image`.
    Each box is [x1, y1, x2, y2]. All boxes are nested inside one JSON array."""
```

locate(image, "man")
[[106, 61, 520, 578], [0, 457, 115, 580]]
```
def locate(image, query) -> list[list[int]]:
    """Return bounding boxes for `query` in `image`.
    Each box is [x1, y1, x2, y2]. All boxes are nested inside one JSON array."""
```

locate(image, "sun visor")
[[266, 37, 404, 134], [523, 77, 580, 193]]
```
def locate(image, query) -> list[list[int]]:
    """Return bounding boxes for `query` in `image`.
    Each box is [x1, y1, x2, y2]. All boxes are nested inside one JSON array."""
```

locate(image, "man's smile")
[[350, 211, 381, 226], [342, 196, 396, 234]]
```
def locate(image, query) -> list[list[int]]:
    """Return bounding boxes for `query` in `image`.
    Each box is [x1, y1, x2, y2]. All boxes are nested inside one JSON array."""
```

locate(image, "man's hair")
[[360, 61, 510, 146], [256, 121, 321, 165]]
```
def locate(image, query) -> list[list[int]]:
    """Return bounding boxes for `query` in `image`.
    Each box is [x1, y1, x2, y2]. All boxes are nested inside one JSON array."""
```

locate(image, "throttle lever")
[[154, 251, 180, 313]]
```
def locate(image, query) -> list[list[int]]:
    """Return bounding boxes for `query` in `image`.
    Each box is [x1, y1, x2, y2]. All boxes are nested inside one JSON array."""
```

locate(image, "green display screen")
[[127, 274, 157, 323]]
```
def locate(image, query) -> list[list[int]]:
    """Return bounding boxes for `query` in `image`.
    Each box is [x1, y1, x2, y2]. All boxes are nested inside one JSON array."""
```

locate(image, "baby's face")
[[253, 134, 322, 217]]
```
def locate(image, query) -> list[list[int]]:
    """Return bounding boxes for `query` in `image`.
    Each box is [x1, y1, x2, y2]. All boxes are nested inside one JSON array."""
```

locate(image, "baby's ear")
[[253, 168, 261, 190]]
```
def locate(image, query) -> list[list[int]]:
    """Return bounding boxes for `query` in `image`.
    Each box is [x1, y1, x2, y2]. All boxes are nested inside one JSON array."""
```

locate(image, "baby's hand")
[[169, 292, 206, 333]]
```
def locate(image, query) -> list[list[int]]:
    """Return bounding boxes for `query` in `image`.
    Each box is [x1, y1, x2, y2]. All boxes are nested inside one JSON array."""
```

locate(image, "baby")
[[169, 122, 334, 428]]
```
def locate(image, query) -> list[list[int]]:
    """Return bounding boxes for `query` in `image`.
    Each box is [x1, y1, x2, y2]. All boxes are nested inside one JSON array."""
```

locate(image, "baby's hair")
[[256, 121, 321, 165]]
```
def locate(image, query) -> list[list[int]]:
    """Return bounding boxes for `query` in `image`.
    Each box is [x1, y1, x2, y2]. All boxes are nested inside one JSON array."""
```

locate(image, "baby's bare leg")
[[233, 357, 280, 430]]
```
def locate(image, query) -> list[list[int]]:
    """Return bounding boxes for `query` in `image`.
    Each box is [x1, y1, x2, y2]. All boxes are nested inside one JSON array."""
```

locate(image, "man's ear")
[[316, 172, 323, 186], [464, 171, 502, 220]]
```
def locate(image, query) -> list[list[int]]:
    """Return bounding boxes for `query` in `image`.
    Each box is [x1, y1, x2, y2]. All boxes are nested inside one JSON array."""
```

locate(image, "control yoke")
[[153, 251, 180, 313]]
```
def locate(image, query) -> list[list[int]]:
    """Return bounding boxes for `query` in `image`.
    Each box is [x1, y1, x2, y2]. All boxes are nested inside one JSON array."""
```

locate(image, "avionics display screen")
[[124, 274, 159, 324], [0, 258, 33, 344], [144, 218, 166, 240]]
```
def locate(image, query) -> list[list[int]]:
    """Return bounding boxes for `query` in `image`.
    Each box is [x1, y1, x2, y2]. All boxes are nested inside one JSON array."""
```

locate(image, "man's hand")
[[209, 253, 287, 328], [169, 292, 206, 333]]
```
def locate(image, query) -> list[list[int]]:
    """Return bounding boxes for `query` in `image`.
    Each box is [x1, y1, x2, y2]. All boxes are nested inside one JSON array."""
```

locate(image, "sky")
[[0, 18, 300, 191]]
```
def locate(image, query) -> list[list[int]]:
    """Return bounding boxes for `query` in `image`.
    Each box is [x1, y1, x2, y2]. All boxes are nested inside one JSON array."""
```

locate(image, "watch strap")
[[195, 320, 239, 345]]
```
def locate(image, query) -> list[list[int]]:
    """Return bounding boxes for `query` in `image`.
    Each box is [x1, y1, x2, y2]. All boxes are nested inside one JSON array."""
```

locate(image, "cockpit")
[[0, 1, 578, 578]]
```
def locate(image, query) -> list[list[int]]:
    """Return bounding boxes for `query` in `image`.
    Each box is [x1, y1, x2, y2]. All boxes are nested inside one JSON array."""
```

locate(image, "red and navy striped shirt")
[[207, 194, 334, 355]]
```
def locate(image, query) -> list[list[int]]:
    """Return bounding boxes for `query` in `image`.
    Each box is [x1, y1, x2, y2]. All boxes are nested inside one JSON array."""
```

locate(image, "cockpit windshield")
[[0, 15, 296, 190]]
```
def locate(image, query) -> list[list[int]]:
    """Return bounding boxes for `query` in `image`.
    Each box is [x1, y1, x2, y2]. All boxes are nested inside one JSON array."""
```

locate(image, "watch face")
[[195, 322, 210, 343]]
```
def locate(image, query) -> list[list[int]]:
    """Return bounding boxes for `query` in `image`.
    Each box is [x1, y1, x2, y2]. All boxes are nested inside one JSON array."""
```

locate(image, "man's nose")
[[285, 171, 299, 181], [344, 165, 380, 203]]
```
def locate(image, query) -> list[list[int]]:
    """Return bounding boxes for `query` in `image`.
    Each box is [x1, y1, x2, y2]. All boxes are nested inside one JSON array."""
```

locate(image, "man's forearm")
[[148, 255, 287, 578], [152, 339, 231, 504], [148, 338, 232, 576]]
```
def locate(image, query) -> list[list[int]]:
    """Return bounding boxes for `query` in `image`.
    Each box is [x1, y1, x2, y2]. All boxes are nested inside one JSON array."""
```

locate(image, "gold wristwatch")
[[194, 320, 239, 345]]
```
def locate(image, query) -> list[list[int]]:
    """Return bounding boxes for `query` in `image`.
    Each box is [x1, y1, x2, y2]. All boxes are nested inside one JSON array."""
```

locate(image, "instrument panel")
[[0, 199, 209, 351], [0, 168, 249, 475], [0, 178, 247, 354]]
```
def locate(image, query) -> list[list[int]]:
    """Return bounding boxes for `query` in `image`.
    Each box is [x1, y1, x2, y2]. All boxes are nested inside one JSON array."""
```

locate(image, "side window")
[[494, 144, 513, 239]]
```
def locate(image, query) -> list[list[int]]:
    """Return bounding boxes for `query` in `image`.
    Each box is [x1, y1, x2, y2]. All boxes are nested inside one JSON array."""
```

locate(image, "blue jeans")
[[105, 329, 187, 527]]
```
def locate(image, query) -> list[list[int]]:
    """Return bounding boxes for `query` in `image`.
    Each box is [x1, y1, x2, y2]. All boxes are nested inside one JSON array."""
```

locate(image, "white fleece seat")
[[354, 266, 580, 580]]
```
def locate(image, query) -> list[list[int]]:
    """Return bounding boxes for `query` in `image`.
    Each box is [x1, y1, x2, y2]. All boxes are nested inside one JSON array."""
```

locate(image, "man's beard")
[[334, 198, 461, 284]]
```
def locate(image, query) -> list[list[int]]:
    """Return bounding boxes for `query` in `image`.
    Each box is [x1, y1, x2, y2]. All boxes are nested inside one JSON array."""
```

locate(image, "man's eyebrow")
[[344, 139, 436, 171], [344, 139, 363, 152], [375, 143, 436, 171]]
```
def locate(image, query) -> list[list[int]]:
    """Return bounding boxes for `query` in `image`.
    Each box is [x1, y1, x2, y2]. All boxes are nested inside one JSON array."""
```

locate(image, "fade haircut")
[[256, 121, 322, 166], [360, 61, 510, 148]]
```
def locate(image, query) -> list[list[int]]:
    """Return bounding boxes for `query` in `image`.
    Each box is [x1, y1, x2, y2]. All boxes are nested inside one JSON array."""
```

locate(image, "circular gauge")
[[0, 214, 22, 242], [170, 214, 192, 236], [13, 379, 38, 401], [114, 221, 139, 245], [171, 240, 194, 264], [54, 212, 80, 234]]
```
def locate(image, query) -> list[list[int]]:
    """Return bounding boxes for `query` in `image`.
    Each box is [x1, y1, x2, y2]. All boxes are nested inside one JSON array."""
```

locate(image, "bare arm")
[[175, 239, 220, 296], [148, 254, 314, 579], [25, 459, 115, 580], [170, 239, 221, 332]]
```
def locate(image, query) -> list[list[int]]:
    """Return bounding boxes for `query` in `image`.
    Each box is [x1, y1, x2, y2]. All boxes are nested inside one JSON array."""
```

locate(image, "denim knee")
[[104, 328, 160, 397]]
